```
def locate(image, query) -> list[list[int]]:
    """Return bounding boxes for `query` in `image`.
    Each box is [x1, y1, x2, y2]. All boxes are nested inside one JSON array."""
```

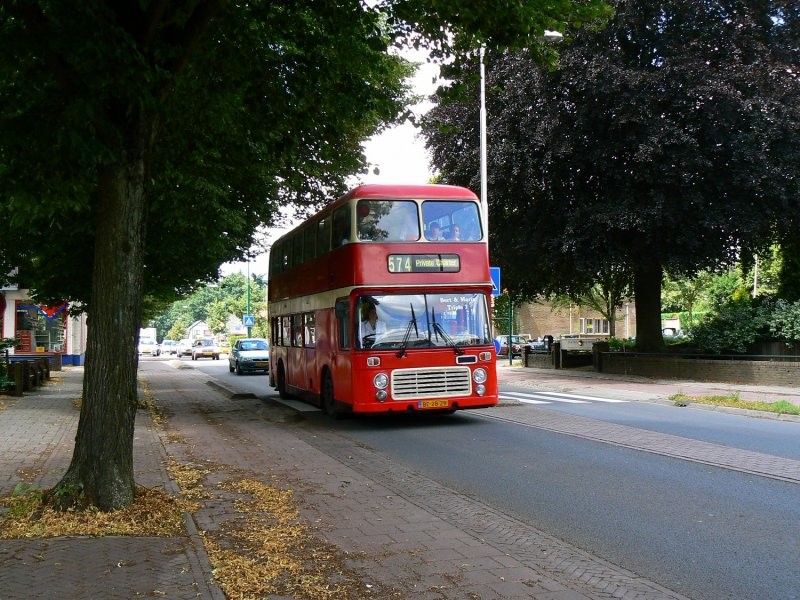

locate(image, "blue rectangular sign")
[[490, 267, 501, 296]]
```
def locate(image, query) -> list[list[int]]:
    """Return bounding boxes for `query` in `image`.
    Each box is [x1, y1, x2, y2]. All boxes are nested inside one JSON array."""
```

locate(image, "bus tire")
[[277, 363, 290, 399], [321, 372, 340, 418]]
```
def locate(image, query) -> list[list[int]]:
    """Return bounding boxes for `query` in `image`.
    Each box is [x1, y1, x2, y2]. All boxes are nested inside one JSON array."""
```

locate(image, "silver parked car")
[[175, 339, 192, 358], [228, 338, 270, 375]]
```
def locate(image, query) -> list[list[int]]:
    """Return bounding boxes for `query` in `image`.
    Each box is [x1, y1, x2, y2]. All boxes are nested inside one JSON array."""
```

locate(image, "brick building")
[[511, 299, 637, 341]]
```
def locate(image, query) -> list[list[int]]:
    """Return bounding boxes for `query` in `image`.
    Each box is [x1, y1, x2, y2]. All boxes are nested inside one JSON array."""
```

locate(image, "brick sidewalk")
[[0, 367, 223, 600], [4, 362, 797, 599]]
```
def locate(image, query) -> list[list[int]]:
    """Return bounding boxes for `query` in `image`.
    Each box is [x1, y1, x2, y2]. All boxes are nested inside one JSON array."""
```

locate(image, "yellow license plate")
[[418, 399, 449, 409], [255, 361, 268, 367]]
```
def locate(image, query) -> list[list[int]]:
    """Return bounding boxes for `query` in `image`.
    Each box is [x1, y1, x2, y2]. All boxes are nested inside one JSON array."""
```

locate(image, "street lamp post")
[[508, 293, 514, 366], [479, 30, 562, 233], [479, 45, 488, 242], [246, 261, 251, 337], [481, 31, 562, 363]]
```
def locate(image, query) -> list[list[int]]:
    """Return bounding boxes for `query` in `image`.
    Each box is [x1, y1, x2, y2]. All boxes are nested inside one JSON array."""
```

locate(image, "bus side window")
[[317, 217, 331, 255], [292, 314, 304, 346], [335, 300, 350, 349], [304, 312, 316, 347], [304, 226, 316, 260], [271, 317, 279, 345], [332, 205, 351, 247], [281, 316, 292, 346], [292, 233, 303, 267]]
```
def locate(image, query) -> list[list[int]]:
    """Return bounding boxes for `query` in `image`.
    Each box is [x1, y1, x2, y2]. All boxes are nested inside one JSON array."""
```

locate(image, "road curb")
[[204, 379, 258, 400]]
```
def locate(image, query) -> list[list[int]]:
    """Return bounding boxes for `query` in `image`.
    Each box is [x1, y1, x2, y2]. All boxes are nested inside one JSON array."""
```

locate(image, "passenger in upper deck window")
[[427, 222, 444, 241], [448, 225, 462, 240]]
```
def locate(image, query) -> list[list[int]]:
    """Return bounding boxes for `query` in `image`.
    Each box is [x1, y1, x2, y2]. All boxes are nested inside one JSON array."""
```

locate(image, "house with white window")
[[513, 299, 637, 341]]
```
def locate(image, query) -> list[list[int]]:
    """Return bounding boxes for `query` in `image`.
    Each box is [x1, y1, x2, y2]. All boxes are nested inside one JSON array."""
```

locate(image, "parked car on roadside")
[[175, 339, 192, 358], [494, 334, 529, 357], [191, 338, 220, 360], [228, 338, 270, 375], [138, 337, 160, 356], [160, 340, 178, 355]]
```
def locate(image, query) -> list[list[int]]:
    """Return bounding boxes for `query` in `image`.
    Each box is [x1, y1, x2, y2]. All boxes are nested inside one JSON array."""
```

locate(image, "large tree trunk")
[[55, 126, 152, 510], [633, 258, 664, 353]]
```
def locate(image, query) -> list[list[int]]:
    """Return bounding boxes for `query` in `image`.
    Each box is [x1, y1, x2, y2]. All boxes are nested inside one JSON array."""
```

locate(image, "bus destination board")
[[388, 254, 461, 273]]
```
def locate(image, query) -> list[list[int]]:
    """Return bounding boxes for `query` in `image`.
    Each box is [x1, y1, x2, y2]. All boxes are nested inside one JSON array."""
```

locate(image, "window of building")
[[580, 318, 609, 335], [14, 301, 67, 352]]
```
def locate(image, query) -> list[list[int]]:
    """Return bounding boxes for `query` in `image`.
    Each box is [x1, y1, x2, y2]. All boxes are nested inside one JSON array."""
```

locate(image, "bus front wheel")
[[321, 373, 340, 418]]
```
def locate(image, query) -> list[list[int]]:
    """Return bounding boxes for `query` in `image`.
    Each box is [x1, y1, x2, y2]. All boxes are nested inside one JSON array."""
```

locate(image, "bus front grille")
[[391, 367, 472, 400]]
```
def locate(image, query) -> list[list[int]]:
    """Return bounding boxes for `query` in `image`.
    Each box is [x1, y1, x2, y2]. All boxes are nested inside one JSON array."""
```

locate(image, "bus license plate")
[[418, 399, 449, 409]]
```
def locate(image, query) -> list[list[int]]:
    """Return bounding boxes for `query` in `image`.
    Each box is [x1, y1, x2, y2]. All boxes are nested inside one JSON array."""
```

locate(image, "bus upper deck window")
[[332, 204, 351, 246], [357, 200, 419, 242]]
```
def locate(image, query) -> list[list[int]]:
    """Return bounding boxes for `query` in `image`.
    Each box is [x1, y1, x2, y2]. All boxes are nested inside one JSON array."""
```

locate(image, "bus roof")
[[338, 184, 479, 202], [272, 184, 481, 248]]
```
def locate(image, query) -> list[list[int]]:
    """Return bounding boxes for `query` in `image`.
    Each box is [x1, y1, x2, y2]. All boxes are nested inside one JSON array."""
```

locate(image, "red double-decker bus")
[[267, 183, 497, 416]]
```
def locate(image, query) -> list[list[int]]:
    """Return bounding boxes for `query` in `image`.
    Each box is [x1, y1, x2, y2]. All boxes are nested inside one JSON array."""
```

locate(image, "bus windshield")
[[356, 293, 492, 350], [355, 198, 482, 242]]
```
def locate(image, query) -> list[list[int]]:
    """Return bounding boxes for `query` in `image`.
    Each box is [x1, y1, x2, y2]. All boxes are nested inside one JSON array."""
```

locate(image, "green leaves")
[[423, 0, 800, 332], [0, 1, 414, 305]]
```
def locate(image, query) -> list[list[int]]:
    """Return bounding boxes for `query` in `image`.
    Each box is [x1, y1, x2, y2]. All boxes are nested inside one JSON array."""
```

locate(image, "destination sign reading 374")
[[387, 254, 461, 273]]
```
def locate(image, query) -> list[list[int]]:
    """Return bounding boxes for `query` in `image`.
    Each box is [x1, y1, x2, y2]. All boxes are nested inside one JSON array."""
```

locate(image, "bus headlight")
[[472, 368, 487, 384], [476, 384, 486, 396], [373, 373, 389, 389]]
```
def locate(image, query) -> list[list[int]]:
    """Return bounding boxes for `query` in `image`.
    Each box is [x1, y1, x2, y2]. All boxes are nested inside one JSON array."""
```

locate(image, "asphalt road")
[[324, 410, 800, 600], [499, 384, 800, 461], [152, 356, 800, 599]]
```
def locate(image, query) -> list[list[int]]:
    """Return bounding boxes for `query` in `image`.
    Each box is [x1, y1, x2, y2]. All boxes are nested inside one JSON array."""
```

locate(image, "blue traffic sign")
[[490, 267, 501, 296], [243, 314, 255, 327]]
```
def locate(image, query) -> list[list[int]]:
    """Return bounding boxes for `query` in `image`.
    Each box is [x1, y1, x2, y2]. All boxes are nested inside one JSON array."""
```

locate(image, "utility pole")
[[246, 261, 252, 337]]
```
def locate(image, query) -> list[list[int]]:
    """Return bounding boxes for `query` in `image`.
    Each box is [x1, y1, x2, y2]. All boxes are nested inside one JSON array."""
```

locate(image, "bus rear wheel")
[[321, 373, 340, 418], [277, 363, 290, 399]]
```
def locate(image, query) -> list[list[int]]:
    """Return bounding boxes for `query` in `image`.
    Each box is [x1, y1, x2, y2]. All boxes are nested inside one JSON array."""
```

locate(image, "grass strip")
[[670, 393, 800, 415]]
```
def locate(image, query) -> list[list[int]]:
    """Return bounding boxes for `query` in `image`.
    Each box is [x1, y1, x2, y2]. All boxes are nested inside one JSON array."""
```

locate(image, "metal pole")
[[479, 45, 488, 243], [508, 293, 513, 366], [247, 261, 252, 337]]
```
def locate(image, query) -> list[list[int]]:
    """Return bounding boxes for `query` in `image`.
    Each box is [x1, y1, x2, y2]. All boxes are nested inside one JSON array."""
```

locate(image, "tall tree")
[[0, 1, 411, 510], [0, 0, 610, 510], [423, 0, 800, 351]]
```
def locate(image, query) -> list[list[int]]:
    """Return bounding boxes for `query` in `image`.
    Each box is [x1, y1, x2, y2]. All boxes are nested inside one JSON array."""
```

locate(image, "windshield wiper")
[[431, 308, 464, 355], [396, 303, 419, 358]]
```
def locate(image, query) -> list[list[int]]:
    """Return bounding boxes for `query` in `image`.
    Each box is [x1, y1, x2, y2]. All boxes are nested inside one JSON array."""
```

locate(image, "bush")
[[690, 299, 770, 354], [608, 337, 635, 351], [768, 299, 800, 344]]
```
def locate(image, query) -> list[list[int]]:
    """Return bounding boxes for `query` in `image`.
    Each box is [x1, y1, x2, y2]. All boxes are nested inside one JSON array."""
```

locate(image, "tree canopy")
[[422, 0, 800, 351], [0, 1, 420, 306], [0, 0, 611, 510]]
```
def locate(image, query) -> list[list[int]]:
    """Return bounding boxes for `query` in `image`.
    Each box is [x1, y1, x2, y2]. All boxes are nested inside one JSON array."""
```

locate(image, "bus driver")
[[360, 304, 386, 347]]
